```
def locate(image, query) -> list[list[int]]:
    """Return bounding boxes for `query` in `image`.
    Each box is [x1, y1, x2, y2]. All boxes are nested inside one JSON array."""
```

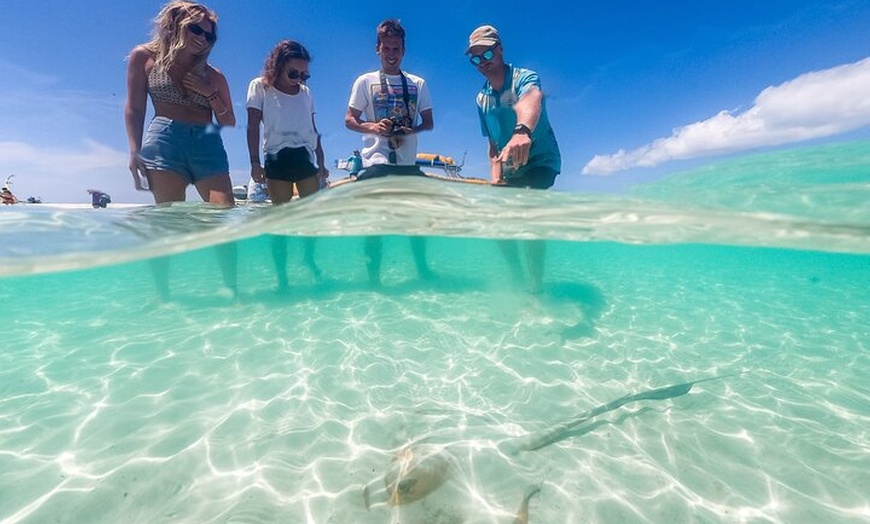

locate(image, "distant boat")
[[2, 175, 19, 205], [1, 175, 43, 205], [233, 181, 271, 204], [232, 184, 249, 201]]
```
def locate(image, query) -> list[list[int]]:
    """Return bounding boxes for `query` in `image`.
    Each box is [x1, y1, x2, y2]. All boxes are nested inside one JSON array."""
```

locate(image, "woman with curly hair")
[[246, 40, 328, 289], [246, 40, 328, 202], [125, 0, 235, 205], [124, 1, 237, 299]]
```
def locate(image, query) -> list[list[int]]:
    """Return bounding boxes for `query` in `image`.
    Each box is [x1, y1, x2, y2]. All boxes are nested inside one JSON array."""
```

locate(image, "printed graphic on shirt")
[[371, 80, 418, 127]]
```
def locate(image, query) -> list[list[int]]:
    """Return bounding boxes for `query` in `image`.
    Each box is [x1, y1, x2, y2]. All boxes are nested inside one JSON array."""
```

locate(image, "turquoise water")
[[1, 142, 868, 523]]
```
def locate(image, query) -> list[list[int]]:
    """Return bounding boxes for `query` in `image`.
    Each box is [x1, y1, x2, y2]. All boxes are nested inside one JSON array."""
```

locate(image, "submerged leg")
[[525, 239, 546, 294], [149, 256, 171, 302], [409, 236, 434, 280], [365, 236, 383, 286], [498, 239, 525, 286], [215, 242, 238, 298], [145, 171, 185, 302], [271, 235, 289, 291], [303, 237, 322, 282], [193, 174, 237, 296]]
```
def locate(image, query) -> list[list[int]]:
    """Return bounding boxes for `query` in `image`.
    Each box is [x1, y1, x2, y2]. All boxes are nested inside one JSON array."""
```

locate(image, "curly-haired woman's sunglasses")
[[188, 24, 216, 44], [288, 69, 311, 81]]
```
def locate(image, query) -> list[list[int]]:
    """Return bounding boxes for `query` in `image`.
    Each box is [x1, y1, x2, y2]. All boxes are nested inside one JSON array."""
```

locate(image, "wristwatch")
[[513, 123, 532, 136]]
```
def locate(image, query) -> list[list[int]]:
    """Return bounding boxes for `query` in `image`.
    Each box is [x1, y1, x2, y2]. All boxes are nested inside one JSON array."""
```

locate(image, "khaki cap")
[[466, 25, 501, 54]]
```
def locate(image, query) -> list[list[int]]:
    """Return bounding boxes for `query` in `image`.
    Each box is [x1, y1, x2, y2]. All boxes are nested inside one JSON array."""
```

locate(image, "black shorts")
[[265, 147, 318, 182], [504, 165, 559, 190], [355, 163, 425, 181]]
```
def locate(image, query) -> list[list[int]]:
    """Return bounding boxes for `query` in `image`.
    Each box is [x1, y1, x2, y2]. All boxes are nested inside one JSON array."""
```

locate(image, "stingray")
[[511, 485, 542, 524], [363, 375, 730, 521]]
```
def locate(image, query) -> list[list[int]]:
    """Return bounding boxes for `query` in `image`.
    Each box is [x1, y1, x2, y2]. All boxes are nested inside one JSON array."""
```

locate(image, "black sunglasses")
[[188, 24, 216, 44], [287, 68, 311, 81], [469, 46, 497, 66]]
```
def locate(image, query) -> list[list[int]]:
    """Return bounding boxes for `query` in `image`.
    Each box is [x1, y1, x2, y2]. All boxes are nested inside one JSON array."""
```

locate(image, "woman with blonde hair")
[[126, 0, 235, 203], [125, 1, 236, 298]]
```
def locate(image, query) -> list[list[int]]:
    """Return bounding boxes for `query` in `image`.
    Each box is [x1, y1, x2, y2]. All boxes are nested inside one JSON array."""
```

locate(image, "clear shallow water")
[[0, 142, 868, 523]]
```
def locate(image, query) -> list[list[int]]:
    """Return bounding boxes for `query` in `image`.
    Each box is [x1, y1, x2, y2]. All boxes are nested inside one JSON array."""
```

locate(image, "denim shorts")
[[139, 116, 229, 184]]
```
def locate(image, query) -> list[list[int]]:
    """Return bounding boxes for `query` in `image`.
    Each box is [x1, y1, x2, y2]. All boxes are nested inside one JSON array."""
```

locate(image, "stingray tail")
[[512, 484, 542, 524], [517, 374, 737, 452]]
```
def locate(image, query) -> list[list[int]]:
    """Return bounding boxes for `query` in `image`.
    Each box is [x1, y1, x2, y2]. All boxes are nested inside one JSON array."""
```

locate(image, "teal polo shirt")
[[476, 64, 561, 178]]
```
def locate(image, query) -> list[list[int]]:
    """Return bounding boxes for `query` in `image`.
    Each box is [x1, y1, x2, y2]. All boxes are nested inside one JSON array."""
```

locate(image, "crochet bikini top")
[[147, 62, 211, 110]]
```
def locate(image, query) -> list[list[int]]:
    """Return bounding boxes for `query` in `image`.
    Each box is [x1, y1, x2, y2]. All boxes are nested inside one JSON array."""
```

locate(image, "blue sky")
[[0, 0, 868, 203]]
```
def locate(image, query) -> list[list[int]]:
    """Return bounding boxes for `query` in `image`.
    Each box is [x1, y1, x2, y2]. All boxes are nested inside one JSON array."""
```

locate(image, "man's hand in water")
[[497, 131, 532, 168]]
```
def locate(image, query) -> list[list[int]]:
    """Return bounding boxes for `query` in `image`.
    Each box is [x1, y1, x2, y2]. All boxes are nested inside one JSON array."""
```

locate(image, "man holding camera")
[[344, 19, 435, 284], [345, 19, 434, 180]]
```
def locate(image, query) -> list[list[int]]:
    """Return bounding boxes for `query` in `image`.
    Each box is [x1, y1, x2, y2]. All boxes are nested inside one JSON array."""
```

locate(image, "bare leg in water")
[[194, 176, 237, 298], [271, 235, 290, 291], [303, 237, 322, 281], [365, 236, 383, 286], [146, 170, 237, 300], [498, 239, 526, 286], [271, 235, 322, 291], [366, 236, 433, 285], [214, 242, 238, 296], [150, 243, 237, 300], [150, 256, 171, 302], [525, 239, 546, 294], [498, 239, 546, 293], [409, 236, 434, 280], [268, 176, 322, 290]]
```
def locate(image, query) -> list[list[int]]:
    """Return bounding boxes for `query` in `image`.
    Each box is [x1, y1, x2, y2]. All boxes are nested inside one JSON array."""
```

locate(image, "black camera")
[[389, 116, 411, 135]]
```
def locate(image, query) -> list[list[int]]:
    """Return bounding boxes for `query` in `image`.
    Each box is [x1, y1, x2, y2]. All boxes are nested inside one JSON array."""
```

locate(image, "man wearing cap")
[[467, 24, 560, 188], [467, 24, 561, 292]]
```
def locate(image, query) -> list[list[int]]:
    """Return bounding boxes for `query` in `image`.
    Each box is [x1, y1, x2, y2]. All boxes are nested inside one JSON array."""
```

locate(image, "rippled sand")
[[1, 234, 868, 523]]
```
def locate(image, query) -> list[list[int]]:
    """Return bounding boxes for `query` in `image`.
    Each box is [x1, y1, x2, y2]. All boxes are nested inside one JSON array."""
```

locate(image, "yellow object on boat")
[[415, 153, 454, 166]]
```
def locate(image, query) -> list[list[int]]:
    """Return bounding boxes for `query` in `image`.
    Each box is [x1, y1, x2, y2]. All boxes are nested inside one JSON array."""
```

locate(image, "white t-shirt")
[[246, 77, 319, 164], [347, 70, 432, 166]]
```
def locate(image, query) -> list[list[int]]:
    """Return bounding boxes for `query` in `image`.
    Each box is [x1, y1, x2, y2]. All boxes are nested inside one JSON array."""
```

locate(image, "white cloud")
[[0, 140, 127, 172], [0, 139, 130, 202], [583, 57, 870, 175], [0, 59, 133, 202], [0, 57, 58, 87]]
